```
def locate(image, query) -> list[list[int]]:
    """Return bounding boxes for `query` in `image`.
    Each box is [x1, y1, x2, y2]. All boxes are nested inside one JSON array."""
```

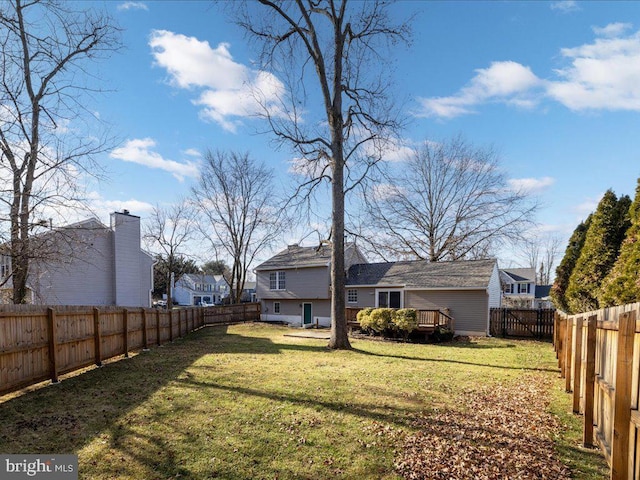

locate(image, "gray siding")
[[256, 266, 330, 300], [263, 299, 331, 317], [112, 212, 144, 306], [32, 228, 115, 305], [345, 287, 377, 308], [406, 290, 489, 335]]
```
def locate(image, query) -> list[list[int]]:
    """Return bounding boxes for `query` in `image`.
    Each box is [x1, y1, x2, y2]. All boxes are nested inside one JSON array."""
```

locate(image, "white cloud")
[[550, 1, 581, 13], [417, 26, 640, 118], [593, 22, 632, 38], [149, 30, 286, 133], [507, 176, 555, 194], [548, 28, 640, 111], [110, 138, 200, 181], [117, 2, 148, 11], [369, 183, 403, 201], [416, 61, 542, 119], [183, 148, 201, 157]]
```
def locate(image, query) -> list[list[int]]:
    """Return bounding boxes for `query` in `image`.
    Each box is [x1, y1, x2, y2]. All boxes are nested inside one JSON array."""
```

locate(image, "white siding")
[[487, 264, 501, 309]]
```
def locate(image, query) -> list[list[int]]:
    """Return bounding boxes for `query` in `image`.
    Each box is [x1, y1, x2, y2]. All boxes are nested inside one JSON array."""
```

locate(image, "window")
[[503, 284, 513, 294], [518, 283, 530, 294], [269, 271, 286, 290], [274, 302, 281, 314], [347, 289, 358, 303], [377, 290, 402, 308]]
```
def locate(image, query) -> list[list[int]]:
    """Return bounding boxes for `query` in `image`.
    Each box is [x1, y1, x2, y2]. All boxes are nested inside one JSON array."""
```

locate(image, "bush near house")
[[359, 308, 420, 340]]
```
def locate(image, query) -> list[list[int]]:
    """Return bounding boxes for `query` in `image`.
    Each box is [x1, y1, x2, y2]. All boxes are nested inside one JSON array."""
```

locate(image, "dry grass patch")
[[0, 323, 607, 479]]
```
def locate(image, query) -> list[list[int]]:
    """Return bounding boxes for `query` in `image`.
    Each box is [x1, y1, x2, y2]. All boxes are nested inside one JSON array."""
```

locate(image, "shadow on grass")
[[176, 377, 415, 428], [350, 347, 560, 373], [0, 326, 230, 455]]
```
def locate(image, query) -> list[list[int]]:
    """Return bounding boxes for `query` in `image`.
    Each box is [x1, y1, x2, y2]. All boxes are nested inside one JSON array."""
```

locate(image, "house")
[[240, 281, 256, 302], [346, 258, 501, 336], [534, 285, 554, 309], [173, 273, 229, 306], [500, 268, 536, 308], [255, 242, 367, 327], [0, 210, 154, 307], [255, 242, 501, 336]]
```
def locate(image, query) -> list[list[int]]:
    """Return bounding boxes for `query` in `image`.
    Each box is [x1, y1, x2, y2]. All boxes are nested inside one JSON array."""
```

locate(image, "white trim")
[[347, 285, 488, 291], [404, 286, 487, 291], [260, 313, 331, 328], [346, 284, 405, 289], [375, 288, 404, 308]]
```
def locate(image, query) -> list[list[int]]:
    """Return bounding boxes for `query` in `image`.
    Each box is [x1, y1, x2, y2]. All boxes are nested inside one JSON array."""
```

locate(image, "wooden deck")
[[345, 307, 453, 333]]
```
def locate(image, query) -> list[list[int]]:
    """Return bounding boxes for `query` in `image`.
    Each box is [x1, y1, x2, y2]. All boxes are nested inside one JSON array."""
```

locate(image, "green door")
[[303, 303, 312, 326]]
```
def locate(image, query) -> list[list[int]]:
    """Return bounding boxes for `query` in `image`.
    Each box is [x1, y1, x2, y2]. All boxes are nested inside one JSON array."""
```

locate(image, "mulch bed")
[[395, 374, 572, 479]]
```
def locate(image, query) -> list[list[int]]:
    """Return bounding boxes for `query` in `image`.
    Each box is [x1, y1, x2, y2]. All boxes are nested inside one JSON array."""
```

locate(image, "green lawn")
[[0, 323, 607, 479]]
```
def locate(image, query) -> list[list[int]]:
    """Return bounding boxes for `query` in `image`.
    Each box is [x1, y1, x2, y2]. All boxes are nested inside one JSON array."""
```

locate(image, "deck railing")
[[345, 307, 453, 332]]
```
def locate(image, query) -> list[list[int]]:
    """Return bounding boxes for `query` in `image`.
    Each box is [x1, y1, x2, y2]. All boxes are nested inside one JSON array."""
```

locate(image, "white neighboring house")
[[173, 273, 229, 306], [0, 211, 155, 307], [500, 268, 536, 308]]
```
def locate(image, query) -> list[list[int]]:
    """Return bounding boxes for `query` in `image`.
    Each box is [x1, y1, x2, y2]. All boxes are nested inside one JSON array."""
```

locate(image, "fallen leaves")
[[395, 374, 572, 480]]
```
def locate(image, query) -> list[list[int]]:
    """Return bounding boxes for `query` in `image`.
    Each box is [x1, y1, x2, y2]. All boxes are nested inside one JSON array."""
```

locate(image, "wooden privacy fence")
[[0, 302, 260, 396], [555, 302, 640, 479], [490, 308, 555, 339]]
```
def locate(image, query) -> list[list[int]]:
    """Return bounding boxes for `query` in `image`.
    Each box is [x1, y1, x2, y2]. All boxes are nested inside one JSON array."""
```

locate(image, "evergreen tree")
[[565, 190, 631, 313], [551, 215, 592, 312], [600, 179, 640, 306], [152, 255, 199, 299]]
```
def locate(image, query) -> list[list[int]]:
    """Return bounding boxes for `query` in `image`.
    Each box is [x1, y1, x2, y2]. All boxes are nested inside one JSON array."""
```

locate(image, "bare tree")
[[362, 136, 537, 263], [192, 150, 283, 305], [235, 0, 410, 349], [0, 0, 119, 303], [517, 235, 562, 285], [143, 201, 195, 309]]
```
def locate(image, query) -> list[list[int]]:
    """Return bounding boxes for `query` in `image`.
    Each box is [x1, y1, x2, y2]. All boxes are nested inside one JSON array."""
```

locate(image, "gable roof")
[[500, 268, 536, 283], [346, 258, 497, 290], [535, 285, 552, 299], [179, 273, 225, 285], [255, 243, 334, 271]]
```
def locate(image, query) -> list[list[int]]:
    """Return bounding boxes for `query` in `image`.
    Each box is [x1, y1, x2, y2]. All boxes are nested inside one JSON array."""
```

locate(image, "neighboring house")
[[240, 281, 256, 303], [346, 258, 501, 336], [534, 285, 554, 309], [500, 268, 536, 308], [0, 211, 154, 307], [255, 242, 367, 327], [256, 242, 501, 336], [173, 273, 229, 306]]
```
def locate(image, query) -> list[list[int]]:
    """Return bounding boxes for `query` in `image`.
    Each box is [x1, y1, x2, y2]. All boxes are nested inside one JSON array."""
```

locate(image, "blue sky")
[[81, 0, 640, 267]]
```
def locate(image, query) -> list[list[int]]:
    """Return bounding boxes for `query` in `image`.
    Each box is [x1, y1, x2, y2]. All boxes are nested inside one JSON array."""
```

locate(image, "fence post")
[[123, 309, 129, 358], [47, 307, 59, 384], [156, 309, 161, 345], [583, 314, 597, 447], [502, 308, 506, 337], [610, 309, 635, 480], [93, 307, 102, 367], [141, 308, 149, 350], [169, 310, 174, 342], [565, 318, 573, 392], [572, 317, 584, 413], [178, 309, 182, 338]]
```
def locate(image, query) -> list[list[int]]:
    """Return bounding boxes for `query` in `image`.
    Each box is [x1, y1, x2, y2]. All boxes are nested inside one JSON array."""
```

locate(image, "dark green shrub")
[[430, 326, 454, 343]]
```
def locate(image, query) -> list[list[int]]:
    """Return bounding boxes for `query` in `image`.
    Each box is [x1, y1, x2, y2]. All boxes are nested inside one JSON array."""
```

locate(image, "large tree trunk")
[[329, 152, 350, 349]]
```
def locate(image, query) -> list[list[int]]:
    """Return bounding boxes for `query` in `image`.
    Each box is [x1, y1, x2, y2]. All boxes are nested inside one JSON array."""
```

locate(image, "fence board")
[[0, 303, 252, 396], [557, 302, 640, 479], [490, 308, 555, 339]]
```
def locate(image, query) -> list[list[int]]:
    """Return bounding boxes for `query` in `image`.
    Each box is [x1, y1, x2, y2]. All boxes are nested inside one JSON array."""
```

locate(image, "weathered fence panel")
[[555, 302, 640, 479], [0, 303, 259, 396], [490, 308, 555, 339]]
